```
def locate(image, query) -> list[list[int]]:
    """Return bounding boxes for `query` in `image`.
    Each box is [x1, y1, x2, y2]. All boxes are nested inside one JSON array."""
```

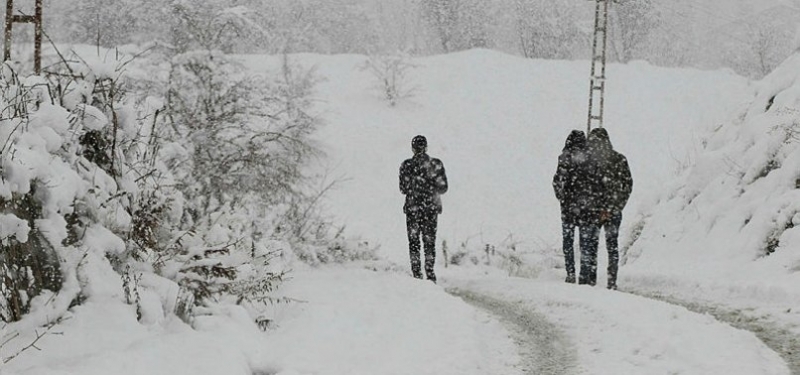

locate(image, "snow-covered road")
[[446, 275, 790, 375], [625, 287, 800, 375], [255, 267, 791, 375], [4, 266, 791, 375], [448, 288, 577, 375]]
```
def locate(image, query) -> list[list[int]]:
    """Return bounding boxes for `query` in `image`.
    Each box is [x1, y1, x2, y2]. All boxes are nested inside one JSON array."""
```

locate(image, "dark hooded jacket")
[[587, 128, 633, 218], [400, 153, 448, 215], [553, 130, 592, 225]]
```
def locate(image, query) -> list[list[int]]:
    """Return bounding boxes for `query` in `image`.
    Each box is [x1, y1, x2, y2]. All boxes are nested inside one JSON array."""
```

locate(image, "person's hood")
[[589, 127, 613, 150], [564, 130, 587, 152]]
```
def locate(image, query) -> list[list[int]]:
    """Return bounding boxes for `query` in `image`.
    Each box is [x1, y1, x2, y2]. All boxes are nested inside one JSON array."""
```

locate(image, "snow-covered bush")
[[165, 51, 318, 221], [445, 236, 561, 278], [0, 56, 133, 323], [0, 43, 332, 327], [135, 50, 326, 314], [361, 52, 417, 107], [295, 229, 380, 265]]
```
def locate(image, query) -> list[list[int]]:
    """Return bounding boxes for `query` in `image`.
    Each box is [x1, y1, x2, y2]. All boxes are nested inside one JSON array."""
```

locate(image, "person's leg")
[[406, 215, 422, 279], [606, 212, 622, 290], [578, 224, 599, 286], [422, 212, 438, 283], [562, 221, 576, 283]]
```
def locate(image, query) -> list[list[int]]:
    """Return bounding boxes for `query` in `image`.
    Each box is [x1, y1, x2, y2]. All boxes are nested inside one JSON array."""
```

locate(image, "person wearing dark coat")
[[587, 127, 633, 289], [553, 130, 589, 283], [399, 135, 448, 283]]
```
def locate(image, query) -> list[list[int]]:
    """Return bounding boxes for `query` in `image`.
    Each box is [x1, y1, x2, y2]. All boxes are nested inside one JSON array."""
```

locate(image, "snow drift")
[[623, 51, 800, 311]]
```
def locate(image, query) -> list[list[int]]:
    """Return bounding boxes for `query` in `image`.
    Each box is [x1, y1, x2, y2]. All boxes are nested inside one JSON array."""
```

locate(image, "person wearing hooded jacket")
[[586, 127, 632, 289], [552, 130, 593, 284], [399, 135, 448, 283]]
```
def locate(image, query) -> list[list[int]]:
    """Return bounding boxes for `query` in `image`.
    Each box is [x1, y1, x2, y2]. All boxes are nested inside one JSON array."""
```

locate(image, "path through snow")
[[445, 276, 791, 375], [624, 288, 800, 375], [448, 288, 577, 375]]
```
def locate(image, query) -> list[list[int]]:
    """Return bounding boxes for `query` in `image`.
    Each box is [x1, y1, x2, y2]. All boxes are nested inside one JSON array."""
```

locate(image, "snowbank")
[[622, 51, 800, 320], [3, 267, 521, 375]]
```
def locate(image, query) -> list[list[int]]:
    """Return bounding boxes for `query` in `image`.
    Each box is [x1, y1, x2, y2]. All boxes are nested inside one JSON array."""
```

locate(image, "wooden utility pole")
[[586, 0, 614, 134], [4, 0, 43, 75]]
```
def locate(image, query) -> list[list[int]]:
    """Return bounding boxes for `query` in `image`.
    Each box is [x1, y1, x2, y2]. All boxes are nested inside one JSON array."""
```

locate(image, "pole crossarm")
[[3, 0, 43, 74]]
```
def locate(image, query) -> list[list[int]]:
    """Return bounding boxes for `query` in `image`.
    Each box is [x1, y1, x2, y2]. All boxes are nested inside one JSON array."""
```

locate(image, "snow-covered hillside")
[[623, 52, 800, 317]]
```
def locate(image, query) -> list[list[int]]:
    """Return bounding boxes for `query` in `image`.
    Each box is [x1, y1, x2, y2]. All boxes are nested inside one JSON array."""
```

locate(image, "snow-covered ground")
[[621, 52, 800, 333], [2, 265, 523, 375], [239, 49, 792, 373], [261, 267, 521, 375], [8, 48, 800, 374], [448, 274, 788, 375]]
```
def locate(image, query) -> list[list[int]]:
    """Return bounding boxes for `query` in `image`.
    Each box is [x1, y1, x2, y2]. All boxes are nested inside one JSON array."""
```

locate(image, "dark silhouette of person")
[[399, 135, 448, 282], [586, 127, 633, 289], [553, 130, 592, 284]]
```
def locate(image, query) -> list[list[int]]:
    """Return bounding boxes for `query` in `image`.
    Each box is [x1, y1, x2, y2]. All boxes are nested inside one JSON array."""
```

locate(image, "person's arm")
[[433, 159, 448, 194], [617, 156, 633, 210], [399, 161, 411, 195], [553, 155, 567, 202]]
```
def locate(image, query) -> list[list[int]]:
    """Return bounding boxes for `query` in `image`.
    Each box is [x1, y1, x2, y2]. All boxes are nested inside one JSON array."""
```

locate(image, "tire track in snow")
[[447, 288, 578, 375], [625, 288, 800, 375]]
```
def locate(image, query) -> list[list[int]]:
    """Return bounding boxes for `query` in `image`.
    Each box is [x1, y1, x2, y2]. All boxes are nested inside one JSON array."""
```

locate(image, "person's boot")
[[411, 258, 422, 279], [565, 272, 576, 284], [411, 264, 422, 279], [426, 272, 437, 284], [607, 274, 617, 290], [607, 264, 618, 290]]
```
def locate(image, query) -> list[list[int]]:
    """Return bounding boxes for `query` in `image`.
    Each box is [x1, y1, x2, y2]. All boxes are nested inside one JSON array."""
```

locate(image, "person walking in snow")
[[400, 135, 448, 283], [587, 127, 632, 290], [553, 130, 593, 284]]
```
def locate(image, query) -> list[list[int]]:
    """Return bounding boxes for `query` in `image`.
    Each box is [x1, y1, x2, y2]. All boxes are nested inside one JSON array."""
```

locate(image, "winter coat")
[[587, 128, 633, 218], [553, 130, 593, 225], [400, 153, 448, 215]]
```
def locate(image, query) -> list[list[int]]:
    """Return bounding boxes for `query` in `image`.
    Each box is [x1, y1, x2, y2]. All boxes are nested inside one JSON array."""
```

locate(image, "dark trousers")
[[406, 211, 438, 282], [561, 221, 577, 276], [578, 224, 600, 286], [602, 212, 622, 287]]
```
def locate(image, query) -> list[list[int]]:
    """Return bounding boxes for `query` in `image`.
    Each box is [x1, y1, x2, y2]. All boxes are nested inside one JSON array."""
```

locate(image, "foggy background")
[[9, 0, 799, 78]]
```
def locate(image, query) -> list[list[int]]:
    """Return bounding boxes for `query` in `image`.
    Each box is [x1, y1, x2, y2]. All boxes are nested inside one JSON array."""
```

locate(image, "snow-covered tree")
[[419, 0, 490, 53], [0, 40, 328, 325], [514, 0, 590, 60], [742, 22, 793, 77], [609, 0, 660, 63], [362, 51, 417, 106], [420, 0, 461, 52], [66, 0, 140, 48], [157, 50, 322, 308]]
